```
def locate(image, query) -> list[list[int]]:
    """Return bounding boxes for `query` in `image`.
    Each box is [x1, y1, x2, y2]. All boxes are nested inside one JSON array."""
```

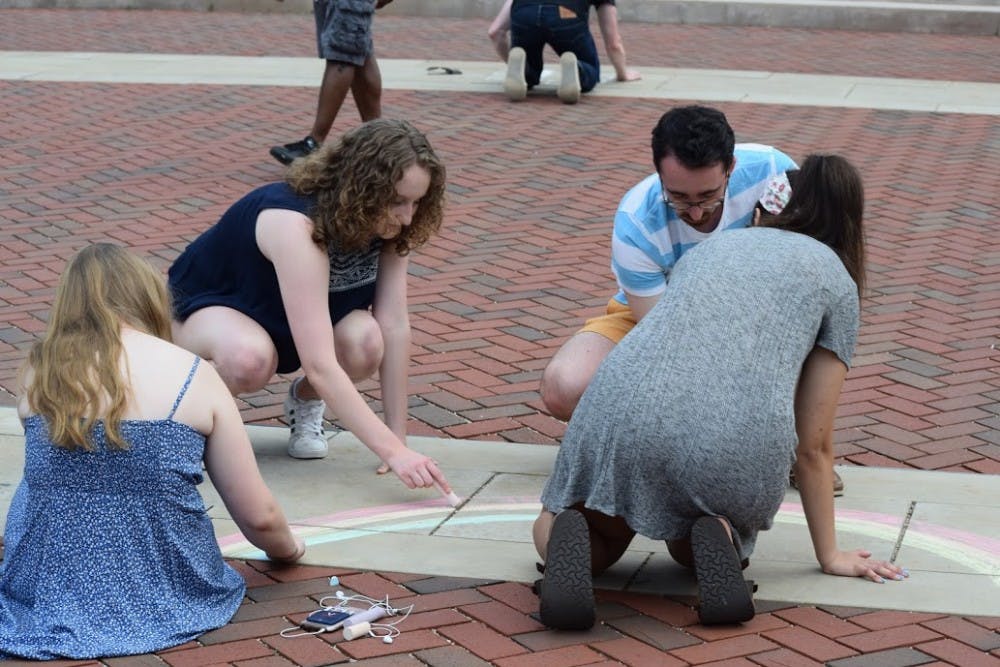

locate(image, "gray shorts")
[[314, 0, 375, 65]]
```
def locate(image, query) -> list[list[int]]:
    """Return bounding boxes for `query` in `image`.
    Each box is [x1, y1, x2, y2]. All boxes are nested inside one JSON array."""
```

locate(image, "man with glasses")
[[541, 105, 797, 421]]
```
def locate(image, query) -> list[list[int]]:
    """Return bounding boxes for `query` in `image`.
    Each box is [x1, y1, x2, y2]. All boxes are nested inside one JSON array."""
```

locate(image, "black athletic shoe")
[[691, 516, 756, 625], [538, 510, 595, 630], [269, 136, 319, 165]]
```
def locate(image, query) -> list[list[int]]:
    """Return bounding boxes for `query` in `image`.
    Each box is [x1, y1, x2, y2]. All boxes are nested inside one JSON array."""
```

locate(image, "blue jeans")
[[510, 3, 600, 93]]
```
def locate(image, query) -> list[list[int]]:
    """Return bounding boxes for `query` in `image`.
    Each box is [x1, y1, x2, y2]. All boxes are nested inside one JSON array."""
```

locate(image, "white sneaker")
[[504, 46, 528, 101], [557, 51, 581, 104], [284, 377, 328, 459]]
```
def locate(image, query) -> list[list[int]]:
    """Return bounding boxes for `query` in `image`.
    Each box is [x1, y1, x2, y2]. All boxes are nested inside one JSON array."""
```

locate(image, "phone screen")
[[300, 608, 353, 631]]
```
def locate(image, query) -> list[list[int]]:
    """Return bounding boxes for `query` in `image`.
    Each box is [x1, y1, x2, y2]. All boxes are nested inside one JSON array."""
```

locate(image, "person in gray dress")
[[532, 154, 909, 630]]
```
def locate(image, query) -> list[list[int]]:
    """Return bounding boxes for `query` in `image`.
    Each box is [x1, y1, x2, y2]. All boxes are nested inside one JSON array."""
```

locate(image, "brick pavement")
[[0, 561, 996, 667], [0, 8, 998, 664], [2, 37, 998, 470], [1, 10, 999, 82]]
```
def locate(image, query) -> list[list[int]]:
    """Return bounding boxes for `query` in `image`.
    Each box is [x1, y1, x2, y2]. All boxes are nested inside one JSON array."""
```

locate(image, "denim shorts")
[[314, 0, 374, 65]]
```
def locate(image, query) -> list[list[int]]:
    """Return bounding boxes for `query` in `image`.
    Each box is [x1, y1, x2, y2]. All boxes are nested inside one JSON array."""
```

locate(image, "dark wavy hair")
[[762, 154, 867, 295], [651, 105, 735, 171], [285, 119, 446, 255]]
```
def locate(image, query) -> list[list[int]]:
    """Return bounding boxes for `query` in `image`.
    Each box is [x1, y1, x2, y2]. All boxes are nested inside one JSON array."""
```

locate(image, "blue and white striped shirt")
[[610, 144, 796, 303]]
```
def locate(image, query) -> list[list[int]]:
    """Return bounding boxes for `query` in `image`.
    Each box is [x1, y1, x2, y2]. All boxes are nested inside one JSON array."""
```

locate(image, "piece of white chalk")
[[435, 482, 462, 508]]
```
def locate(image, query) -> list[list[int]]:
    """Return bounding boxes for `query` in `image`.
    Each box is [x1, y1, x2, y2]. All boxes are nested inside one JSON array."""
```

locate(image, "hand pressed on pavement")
[[823, 549, 909, 583]]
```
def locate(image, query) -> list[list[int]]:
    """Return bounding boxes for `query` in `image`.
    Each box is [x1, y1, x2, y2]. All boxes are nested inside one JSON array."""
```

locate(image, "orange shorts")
[[579, 298, 637, 344]]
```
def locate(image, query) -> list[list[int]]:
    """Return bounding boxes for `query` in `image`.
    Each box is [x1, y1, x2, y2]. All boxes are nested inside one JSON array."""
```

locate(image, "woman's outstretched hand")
[[823, 549, 909, 583], [385, 447, 451, 493]]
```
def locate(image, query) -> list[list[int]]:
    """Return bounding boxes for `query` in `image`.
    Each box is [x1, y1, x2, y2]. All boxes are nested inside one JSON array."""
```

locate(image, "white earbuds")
[[316, 590, 410, 645]]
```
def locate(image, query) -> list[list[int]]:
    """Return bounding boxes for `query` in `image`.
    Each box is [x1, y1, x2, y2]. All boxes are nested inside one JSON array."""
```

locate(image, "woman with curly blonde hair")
[[169, 119, 452, 493]]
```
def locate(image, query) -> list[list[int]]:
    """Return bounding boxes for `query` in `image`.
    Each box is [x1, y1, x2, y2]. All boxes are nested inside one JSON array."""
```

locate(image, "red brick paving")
[[2, 77, 998, 473], [0, 9, 998, 82], [0, 561, 994, 665], [2, 561, 981, 667], [1, 8, 999, 665]]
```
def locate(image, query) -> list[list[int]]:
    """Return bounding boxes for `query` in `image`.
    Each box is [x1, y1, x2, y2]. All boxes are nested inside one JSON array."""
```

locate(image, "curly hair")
[[24, 244, 173, 450], [285, 119, 446, 255], [651, 105, 735, 171]]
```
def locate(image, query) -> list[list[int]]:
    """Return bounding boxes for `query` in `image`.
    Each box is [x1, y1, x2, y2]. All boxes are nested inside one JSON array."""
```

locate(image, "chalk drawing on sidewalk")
[[217, 497, 999, 584]]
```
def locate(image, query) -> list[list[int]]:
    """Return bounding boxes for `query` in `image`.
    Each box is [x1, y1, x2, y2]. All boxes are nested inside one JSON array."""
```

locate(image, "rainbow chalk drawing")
[[218, 498, 999, 585]]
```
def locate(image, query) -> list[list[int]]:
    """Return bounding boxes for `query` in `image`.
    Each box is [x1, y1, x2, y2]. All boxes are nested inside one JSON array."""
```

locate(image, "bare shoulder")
[[16, 365, 34, 420], [255, 208, 316, 260], [121, 329, 222, 429], [123, 328, 196, 368]]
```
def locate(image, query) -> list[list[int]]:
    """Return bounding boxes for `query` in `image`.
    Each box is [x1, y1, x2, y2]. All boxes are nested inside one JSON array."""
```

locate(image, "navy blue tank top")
[[168, 182, 381, 374]]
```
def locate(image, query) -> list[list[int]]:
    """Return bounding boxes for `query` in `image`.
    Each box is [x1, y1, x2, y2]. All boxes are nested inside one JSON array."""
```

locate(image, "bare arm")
[[624, 291, 659, 322], [373, 247, 411, 440], [371, 250, 454, 493], [794, 347, 907, 582], [258, 211, 450, 491], [488, 0, 513, 62], [199, 362, 303, 562], [596, 4, 640, 82]]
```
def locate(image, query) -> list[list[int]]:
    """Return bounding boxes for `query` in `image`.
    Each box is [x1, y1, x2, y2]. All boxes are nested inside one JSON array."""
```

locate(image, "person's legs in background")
[[507, 2, 547, 100], [270, 0, 376, 163], [546, 9, 600, 103], [350, 54, 383, 121], [309, 60, 358, 141]]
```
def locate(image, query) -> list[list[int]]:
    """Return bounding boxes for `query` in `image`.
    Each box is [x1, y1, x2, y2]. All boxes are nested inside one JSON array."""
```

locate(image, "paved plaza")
[[0, 7, 999, 666]]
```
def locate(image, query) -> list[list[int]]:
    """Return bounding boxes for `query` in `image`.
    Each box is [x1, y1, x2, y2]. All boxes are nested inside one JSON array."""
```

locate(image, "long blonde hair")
[[24, 244, 173, 450]]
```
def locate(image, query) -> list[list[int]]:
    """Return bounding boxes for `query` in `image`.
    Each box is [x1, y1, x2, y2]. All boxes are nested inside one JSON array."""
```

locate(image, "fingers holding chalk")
[[435, 481, 462, 508]]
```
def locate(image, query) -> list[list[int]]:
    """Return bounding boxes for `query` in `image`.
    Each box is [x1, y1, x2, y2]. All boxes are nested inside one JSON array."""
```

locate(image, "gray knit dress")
[[540, 227, 859, 559]]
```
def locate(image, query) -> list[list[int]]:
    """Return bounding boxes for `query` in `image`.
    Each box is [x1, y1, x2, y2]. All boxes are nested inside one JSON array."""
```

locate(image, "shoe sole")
[[287, 444, 328, 459], [557, 52, 581, 104], [691, 517, 755, 625], [504, 47, 528, 101], [269, 147, 294, 165], [539, 510, 595, 630]]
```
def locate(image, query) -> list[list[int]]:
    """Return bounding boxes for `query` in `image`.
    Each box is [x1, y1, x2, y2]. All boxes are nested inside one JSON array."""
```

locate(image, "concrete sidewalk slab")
[[3, 410, 995, 617], [2, 51, 998, 114]]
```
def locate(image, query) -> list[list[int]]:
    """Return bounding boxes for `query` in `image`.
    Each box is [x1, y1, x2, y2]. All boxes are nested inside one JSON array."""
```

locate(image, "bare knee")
[[334, 312, 383, 381], [540, 359, 585, 421], [214, 344, 277, 394], [541, 333, 614, 421]]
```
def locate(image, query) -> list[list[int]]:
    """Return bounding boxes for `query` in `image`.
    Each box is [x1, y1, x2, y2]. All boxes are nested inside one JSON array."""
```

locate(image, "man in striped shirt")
[[541, 105, 797, 421]]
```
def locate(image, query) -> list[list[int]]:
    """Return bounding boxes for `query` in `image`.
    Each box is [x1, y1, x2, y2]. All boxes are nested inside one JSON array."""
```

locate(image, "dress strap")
[[167, 356, 201, 420]]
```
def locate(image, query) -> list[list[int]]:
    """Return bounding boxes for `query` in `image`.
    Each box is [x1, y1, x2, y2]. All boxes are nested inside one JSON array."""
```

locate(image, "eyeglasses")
[[662, 176, 729, 214]]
